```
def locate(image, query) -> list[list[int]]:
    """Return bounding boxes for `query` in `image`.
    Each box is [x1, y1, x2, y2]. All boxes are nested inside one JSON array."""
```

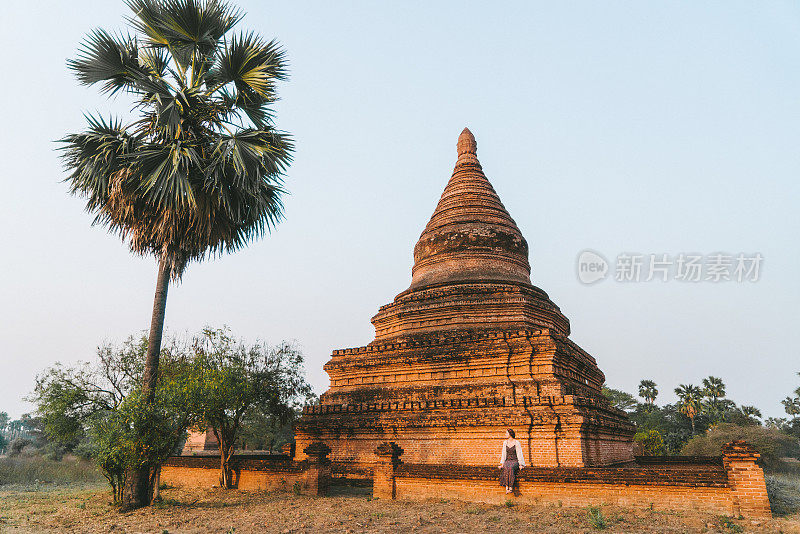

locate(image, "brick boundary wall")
[[722, 441, 772, 518], [161, 442, 331, 496], [372, 440, 772, 519], [160, 439, 771, 520]]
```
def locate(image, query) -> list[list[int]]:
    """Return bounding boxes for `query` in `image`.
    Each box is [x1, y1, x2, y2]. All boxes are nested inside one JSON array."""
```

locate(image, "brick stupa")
[[296, 129, 635, 478]]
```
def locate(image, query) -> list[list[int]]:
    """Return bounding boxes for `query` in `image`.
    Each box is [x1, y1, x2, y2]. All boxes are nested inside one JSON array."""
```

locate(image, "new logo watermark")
[[576, 251, 762, 284], [577, 250, 609, 284]]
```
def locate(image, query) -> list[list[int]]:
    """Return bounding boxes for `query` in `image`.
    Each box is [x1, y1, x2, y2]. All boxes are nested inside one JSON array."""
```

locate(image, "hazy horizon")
[[1, 1, 798, 420]]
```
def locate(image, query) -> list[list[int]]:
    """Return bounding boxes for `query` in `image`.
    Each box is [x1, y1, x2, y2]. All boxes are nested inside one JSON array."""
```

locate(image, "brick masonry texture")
[[372, 440, 771, 519], [295, 129, 634, 471], [393, 478, 734, 514], [162, 447, 331, 496]]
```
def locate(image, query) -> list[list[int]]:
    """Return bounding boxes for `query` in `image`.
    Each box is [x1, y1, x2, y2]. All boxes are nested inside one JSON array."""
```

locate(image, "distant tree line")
[[602, 373, 800, 464], [0, 412, 46, 457]]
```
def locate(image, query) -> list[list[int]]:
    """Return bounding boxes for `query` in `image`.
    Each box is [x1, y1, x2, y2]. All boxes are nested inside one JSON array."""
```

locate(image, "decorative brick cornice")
[[330, 328, 547, 357], [302, 394, 623, 417]]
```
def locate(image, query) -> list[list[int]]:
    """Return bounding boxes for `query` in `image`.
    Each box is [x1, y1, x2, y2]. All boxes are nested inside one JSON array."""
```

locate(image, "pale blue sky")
[[0, 1, 798, 419]]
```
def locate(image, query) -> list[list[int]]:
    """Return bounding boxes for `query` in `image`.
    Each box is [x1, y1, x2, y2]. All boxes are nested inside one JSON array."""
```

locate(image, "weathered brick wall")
[[297, 420, 633, 473], [299, 329, 635, 471], [161, 464, 314, 493], [161, 465, 220, 488], [161, 447, 331, 496], [395, 463, 730, 486], [370, 441, 772, 519], [392, 477, 734, 515], [722, 441, 772, 519]]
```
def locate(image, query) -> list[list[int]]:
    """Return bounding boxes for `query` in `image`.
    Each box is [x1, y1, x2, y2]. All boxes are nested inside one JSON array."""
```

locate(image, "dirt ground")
[[1, 484, 799, 534]]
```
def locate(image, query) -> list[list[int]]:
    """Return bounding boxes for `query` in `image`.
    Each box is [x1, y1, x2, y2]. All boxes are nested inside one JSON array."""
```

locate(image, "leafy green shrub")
[[31, 337, 200, 502], [681, 423, 800, 467], [587, 506, 607, 529], [715, 515, 743, 533], [41, 442, 66, 461], [8, 438, 32, 457], [634, 429, 665, 456]]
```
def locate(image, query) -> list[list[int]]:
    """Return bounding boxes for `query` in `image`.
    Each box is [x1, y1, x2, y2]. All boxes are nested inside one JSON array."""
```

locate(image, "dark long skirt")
[[500, 460, 519, 487]]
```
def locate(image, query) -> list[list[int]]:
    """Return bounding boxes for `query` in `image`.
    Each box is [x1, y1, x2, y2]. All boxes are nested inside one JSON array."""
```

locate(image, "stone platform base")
[[296, 394, 635, 470], [162, 440, 771, 520]]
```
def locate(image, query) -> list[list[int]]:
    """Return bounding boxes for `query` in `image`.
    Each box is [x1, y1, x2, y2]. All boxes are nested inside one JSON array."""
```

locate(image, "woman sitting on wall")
[[499, 429, 525, 494]]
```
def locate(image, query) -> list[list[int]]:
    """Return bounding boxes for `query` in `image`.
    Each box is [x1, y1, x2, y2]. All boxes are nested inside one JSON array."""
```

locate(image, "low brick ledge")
[[395, 462, 729, 488], [163, 454, 305, 473]]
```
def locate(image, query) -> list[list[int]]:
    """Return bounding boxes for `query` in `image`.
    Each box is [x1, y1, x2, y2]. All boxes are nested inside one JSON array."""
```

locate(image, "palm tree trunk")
[[142, 255, 171, 401], [122, 255, 171, 509]]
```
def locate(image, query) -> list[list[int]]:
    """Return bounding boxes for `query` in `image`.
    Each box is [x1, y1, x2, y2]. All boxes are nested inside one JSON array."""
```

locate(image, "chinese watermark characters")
[[576, 250, 762, 285]]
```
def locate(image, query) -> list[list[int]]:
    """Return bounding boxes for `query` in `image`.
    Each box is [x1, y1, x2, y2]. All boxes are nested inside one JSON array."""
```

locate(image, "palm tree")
[[701, 376, 727, 423], [638, 379, 658, 408], [783, 396, 800, 419], [739, 405, 762, 420], [674, 384, 703, 435], [60, 0, 292, 508], [701, 376, 726, 401]]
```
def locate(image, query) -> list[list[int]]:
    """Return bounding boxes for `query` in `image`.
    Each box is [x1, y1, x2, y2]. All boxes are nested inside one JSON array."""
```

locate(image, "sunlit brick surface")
[[296, 130, 634, 473]]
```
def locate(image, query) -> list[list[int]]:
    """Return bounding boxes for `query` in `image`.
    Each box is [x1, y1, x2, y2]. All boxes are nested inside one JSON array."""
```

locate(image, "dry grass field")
[[1, 482, 799, 534]]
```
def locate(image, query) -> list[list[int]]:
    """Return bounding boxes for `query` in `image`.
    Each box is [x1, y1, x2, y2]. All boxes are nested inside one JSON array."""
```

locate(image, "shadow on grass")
[[766, 472, 800, 517]]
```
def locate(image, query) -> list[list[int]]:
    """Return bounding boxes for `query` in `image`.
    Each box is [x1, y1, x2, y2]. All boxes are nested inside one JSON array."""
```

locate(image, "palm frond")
[[208, 32, 287, 100], [138, 46, 171, 77], [133, 143, 200, 209], [59, 115, 138, 211], [127, 0, 241, 72], [67, 30, 143, 95], [213, 88, 273, 129]]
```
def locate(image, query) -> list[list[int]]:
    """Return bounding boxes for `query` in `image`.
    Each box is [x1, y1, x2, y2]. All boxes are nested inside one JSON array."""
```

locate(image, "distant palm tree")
[[739, 405, 762, 420], [638, 379, 658, 407], [674, 384, 703, 435], [702, 376, 726, 401], [783, 396, 800, 419], [60, 0, 292, 508], [701, 376, 727, 423]]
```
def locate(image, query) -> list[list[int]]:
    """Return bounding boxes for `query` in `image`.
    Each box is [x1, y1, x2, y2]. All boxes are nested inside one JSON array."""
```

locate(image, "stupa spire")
[[408, 128, 531, 290], [456, 127, 477, 156]]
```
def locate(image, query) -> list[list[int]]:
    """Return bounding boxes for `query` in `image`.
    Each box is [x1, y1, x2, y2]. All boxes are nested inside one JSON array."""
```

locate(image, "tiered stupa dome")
[[370, 128, 570, 342], [410, 128, 531, 289]]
